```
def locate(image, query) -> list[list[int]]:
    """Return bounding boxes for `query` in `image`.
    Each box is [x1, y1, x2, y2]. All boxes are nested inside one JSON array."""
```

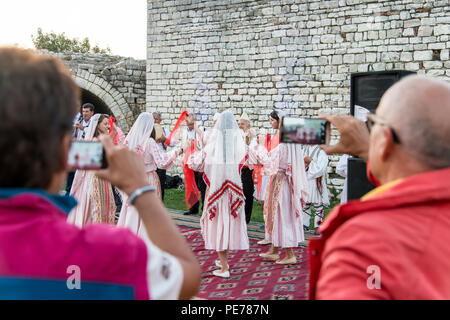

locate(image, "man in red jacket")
[[311, 75, 450, 299]]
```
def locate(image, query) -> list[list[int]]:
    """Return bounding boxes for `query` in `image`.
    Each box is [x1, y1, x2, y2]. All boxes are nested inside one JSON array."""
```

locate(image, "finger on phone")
[[318, 114, 333, 122]]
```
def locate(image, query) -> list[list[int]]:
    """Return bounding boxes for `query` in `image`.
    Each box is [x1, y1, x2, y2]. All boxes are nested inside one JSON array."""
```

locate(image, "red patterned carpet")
[[179, 225, 309, 300]]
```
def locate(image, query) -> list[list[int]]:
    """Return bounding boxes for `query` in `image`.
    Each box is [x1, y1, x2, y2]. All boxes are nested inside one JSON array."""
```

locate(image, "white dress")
[[188, 149, 249, 252], [117, 138, 177, 238]]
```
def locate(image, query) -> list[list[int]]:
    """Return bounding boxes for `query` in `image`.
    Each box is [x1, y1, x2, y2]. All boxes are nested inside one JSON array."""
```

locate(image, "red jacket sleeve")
[[316, 215, 405, 300]]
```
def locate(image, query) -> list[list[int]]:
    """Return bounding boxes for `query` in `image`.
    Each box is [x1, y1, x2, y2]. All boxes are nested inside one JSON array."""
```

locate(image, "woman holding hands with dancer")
[[249, 110, 309, 265]]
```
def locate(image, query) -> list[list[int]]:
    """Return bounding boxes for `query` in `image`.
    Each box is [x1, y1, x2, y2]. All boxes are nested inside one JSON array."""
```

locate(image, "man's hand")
[[304, 156, 312, 166], [95, 135, 148, 196], [96, 136, 201, 300], [75, 122, 84, 130], [155, 136, 166, 144], [318, 114, 370, 162]]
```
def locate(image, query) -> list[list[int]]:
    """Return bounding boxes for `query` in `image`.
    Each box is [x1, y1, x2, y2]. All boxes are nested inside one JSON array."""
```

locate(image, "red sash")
[[182, 139, 201, 209], [164, 110, 188, 147], [253, 133, 280, 201], [108, 117, 119, 145]]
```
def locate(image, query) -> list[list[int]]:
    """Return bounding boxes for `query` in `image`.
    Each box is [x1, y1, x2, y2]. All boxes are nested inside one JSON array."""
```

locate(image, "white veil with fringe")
[[203, 110, 247, 219], [124, 112, 154, 153], [83, 113, 102, 141]]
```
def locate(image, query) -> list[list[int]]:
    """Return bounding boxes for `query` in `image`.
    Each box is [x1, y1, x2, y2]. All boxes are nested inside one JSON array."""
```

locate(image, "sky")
[[0, 0, 147, 59]]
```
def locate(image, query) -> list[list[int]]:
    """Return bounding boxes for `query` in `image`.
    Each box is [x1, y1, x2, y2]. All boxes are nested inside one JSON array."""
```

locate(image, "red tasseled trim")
[[206, 180, 244, 221]]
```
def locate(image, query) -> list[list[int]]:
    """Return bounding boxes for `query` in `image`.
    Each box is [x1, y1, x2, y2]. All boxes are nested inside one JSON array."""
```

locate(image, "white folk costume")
[[301, 145, 330, 229], [180, 125, 204, 151], [68, 114, 116, 227], [336, 154, 349, 204], [250, 141, 309, 248], [117, 112, 178, 237], [187, 111, 249, 252], [114, 113, 184, 300]]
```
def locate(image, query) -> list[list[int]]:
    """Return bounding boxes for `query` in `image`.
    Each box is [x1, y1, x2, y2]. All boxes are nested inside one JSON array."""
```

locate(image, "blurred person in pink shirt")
[[0, 47, 200, 300]]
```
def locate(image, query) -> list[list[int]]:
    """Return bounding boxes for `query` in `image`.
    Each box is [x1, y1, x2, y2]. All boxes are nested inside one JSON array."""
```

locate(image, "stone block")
[[418, 25, 433, 37], [403, 19, 421, 28], [321, 34, 336, 43], [414, 50, 433, 61], [343, 54, 355, 64], [434, 25, 449, 36]]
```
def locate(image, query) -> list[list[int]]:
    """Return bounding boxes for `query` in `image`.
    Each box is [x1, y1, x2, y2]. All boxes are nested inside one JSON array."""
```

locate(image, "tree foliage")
[[31, 28, 111, 54]]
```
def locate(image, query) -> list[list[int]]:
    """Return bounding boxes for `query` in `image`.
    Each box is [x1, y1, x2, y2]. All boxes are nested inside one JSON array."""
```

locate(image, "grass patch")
[[163, 188, 341, 225], [163, 188, 265, 223]]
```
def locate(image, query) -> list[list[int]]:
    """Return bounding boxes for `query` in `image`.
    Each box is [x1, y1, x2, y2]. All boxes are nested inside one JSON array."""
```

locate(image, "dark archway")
[[81, 89, 112, 116]]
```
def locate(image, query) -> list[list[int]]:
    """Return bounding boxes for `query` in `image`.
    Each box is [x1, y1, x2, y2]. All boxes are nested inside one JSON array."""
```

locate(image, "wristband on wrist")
[[129, 185, 156, 205]]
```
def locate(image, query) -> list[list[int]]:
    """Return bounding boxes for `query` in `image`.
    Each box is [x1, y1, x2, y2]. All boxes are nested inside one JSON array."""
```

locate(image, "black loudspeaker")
[[347, 157, 374, 200], [347, 70, 415, 200]]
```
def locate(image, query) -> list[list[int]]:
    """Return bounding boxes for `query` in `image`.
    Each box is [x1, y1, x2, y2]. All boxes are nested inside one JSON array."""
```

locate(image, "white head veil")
[[124, 112, 154, 153], [203, 110, 247, 220], [83, 114, 102, 141]]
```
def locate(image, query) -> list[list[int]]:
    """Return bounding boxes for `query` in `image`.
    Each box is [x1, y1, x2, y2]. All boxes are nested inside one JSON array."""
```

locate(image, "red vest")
[[309, 168, 450, 299]]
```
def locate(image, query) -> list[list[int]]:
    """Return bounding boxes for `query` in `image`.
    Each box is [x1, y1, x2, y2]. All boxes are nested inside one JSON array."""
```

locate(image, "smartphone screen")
[[280, 117, 330, 145], [68, 140, 107, 170]]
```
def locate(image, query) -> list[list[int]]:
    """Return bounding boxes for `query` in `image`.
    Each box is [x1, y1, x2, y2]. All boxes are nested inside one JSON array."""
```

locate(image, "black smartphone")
[[280, 117, 331, 145], [68, 140, 108, 170]]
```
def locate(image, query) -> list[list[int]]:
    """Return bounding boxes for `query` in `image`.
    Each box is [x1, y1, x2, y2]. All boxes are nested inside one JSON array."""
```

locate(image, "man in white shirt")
[[238, 112, 257, 224], [66, 103, 95, 195], [74, 103, 95, 139]]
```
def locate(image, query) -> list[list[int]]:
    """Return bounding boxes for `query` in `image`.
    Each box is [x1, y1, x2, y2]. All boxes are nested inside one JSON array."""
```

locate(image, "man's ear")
[[379, 126, 396, 162]]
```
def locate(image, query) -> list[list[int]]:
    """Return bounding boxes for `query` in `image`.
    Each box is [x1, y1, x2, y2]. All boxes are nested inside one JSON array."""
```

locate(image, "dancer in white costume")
[[188, 110, 249, 278], [250, 111, 309, 264], [117, 112, 182, 238]]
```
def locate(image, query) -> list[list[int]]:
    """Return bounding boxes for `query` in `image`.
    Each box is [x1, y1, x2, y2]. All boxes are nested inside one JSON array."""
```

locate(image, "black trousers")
[[241, 168, 255, 224], [156, 168, 167, 201], [65, 171, 76, 195], [189, 171, 207, 214]]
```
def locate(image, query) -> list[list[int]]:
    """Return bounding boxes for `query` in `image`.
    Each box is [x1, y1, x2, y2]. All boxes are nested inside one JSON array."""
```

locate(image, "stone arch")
[[74, 70, 132, 132]]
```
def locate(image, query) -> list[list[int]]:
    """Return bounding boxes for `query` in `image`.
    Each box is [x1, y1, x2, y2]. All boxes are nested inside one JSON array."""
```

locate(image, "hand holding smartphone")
[[280, 117, 331, 145], [68, 140, 108, 170]]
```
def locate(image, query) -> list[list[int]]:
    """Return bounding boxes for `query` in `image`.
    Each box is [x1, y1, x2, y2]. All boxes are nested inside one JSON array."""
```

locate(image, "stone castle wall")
[[146, 0, 450, 187], [49, 51, 147, 132]]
